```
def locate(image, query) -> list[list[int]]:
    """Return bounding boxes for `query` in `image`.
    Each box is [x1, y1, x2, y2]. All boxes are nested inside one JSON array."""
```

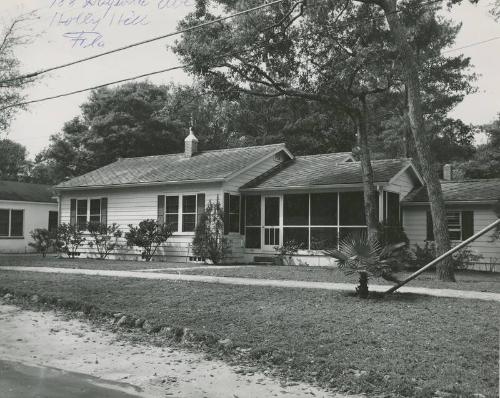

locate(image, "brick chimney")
[[443, 164, 453, 180], [184, 127, 198, 158]]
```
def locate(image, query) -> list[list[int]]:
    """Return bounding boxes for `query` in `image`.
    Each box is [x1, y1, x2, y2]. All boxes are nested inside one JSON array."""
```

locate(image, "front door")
[[263, 196, 280, 250]]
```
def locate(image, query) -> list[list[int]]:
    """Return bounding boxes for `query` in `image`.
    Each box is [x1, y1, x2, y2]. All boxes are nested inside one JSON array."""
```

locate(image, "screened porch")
[[241, 190, 400, 252]]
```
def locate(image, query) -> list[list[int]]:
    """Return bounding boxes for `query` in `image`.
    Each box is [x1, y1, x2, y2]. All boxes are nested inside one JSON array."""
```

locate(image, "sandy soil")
[[0, 302, 352, 398]]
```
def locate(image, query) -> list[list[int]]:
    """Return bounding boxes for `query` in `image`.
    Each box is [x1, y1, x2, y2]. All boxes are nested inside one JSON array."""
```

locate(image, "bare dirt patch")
[[0, 302, 341, 398]]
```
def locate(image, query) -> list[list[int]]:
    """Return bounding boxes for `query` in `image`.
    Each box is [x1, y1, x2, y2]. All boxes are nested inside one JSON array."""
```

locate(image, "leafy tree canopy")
[[0, 138, 29, 180]]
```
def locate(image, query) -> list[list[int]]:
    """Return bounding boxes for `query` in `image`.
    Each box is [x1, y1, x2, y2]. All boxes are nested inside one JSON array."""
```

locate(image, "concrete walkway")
[[1, 266, 500, 302]]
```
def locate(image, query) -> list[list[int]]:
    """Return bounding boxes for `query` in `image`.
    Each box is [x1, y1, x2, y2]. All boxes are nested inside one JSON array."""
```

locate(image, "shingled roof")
[[56, 144, 289, 189], [402, 179, 500, 204], [242, 156, 412, 190], [0, 180, 56, 203]]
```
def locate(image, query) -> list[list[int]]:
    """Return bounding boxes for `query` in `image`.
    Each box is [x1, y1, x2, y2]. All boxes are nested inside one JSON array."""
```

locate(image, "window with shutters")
[[70, 198, 108, 230], [426, 210, 474, 241], [0, 209, 24, 238], [162, 194, 205, 233]]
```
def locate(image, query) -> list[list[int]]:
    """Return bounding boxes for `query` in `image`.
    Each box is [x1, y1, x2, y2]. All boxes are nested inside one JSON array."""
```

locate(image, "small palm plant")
[[325, 232, 406, 298]]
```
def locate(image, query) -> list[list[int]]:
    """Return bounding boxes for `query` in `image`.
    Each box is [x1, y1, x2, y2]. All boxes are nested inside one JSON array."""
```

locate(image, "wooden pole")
[[385, 218, 500, 295]]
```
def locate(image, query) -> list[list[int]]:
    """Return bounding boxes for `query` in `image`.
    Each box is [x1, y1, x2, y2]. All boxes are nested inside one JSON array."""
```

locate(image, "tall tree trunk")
[[355, 96, 379, 241], [379, 0, 455, 281]]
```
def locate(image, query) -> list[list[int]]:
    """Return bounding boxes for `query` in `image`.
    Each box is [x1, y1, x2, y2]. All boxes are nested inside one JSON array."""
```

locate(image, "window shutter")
[[157, 195, 165, 224], [197, 193, 205, 225], [426, 210, 434, 241], [461, 211, 474, 240], [223, 193, 229, 235], [100, 198, 108, 226], [240, 195, 246, 235], [70, 199, 77, 226]]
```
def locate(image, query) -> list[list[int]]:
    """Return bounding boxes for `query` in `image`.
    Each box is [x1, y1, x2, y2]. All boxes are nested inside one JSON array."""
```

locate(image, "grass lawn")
[[0, 270, 498, 397], [1, 255, 500, 293]]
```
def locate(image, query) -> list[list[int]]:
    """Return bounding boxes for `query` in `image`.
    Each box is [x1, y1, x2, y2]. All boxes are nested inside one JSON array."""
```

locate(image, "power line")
[[0, 0, 287, 85], [442, 35, 500, 53], [4, 29, 497, 112], [2, 0, 497, 110], [0, 0, 443, 86]]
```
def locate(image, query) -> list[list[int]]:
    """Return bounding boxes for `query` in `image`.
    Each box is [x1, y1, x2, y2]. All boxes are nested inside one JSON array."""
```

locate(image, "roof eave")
[[54, 177, 225, 191], [240, 182, 388, 192], [401, 200, 498, 206]]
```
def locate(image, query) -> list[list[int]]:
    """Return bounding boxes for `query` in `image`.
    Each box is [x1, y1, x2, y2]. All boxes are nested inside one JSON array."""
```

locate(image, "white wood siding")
[[59, 183, 226, 262], [385, 169, 417, 198], [403, 204, 500, 266], [0, 200, 58, 253]]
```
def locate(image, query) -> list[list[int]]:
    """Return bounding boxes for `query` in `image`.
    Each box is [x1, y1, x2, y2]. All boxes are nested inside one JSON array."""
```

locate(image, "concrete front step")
[[253, 256, 275, 265]]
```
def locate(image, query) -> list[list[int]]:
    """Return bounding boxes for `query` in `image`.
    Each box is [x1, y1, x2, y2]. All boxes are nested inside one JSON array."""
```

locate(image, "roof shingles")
[[56, 144, 286, 189], [403, 179, 500, 203], [243, 156, 409, 189], [0, 180, 56, 203]]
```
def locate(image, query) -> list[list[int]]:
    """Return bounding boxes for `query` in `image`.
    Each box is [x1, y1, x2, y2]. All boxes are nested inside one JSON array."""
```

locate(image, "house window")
[[446, 211, 462, 240], [70, 198, 108, 230], [0, 209, 24, 238], [182, 195, 197, 232], [162, 194, 205, 233], [89, 199, 101, 223], [165, 196, 179, 231], [77, 199, 88, 230], [426, 210, 474, 241]]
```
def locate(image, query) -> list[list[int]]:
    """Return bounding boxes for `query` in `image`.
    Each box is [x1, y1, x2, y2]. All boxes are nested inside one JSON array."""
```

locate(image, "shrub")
[[56, 223, 86, 258], [411, 241, 483, 270], [274, 240, 303, 265], [377, 222, 409, 246], [28, 228, 55, 257], [325, 231, 407, 298], [87, 222, 122, 259], [125, 219, 173, 262], [192, 200, 230, 264]]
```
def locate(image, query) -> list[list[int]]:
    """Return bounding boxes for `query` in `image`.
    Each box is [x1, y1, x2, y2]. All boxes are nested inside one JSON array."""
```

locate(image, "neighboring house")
[[0, 180, 58, 253], [402, 178, 500, 270], [54, 130, 499, 266]]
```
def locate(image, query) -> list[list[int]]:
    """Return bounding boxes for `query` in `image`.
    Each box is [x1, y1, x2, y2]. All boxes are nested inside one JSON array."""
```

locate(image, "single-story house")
[[0, 180, 58, 253], [54, 130, 500, 266]]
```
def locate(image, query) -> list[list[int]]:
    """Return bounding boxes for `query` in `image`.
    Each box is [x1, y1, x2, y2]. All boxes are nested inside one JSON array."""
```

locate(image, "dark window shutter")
[[240, 195, 246, 235], [461, 211, 474, 240], [197, 193, 205, 225], [426, 210, 434, 241], [223, 193, 229, 235], [157, 195, 165, 224], [101, 198, 108, 226], [48, 211, 58, 232], [70, 199, 77, 226]]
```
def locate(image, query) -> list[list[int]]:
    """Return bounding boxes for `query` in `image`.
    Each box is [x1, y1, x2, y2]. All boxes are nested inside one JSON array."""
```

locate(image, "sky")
[[1, 0, 500, 158]]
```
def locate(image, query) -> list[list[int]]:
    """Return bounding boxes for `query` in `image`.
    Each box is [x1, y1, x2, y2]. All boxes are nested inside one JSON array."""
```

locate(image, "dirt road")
[[0, 303, 348, 398]]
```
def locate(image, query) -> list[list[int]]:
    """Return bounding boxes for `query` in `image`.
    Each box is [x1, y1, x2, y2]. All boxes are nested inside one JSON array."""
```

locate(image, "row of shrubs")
[[30, 201, 230, 263]]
